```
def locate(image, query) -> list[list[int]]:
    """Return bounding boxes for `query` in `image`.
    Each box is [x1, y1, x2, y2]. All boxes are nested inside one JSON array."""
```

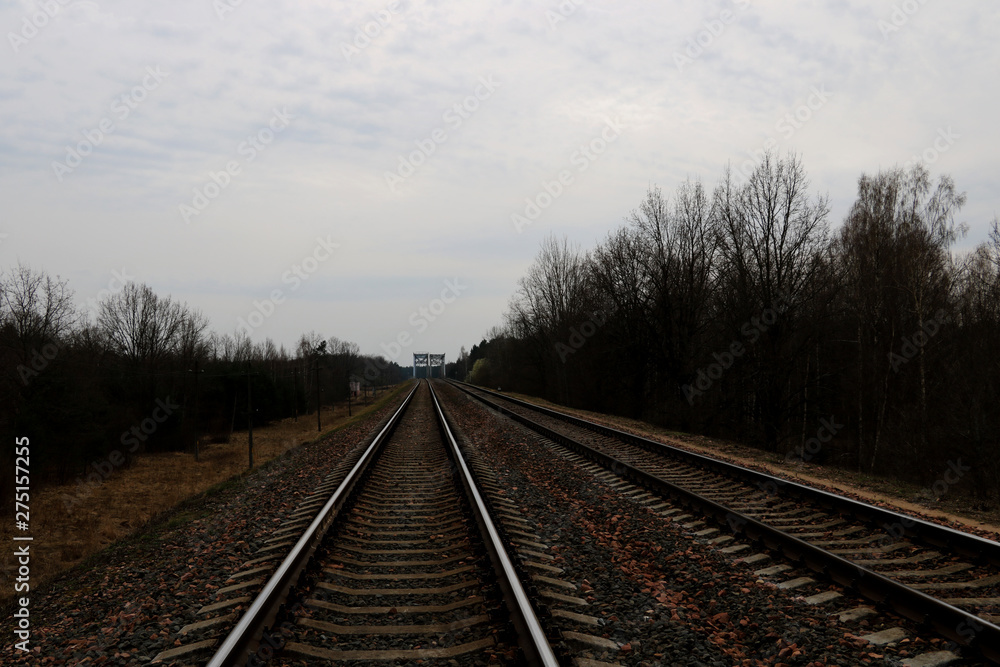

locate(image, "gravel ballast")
[[436, 383, 982, 666]]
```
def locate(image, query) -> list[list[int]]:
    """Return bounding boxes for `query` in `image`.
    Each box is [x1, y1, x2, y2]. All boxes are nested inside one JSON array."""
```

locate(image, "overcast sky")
[[2, 1, 997, 364]]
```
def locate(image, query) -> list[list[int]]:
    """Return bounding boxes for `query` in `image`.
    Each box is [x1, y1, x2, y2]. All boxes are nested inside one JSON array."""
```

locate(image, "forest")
[[0, 277, 406, 501], [467, 153, 1000, 502]]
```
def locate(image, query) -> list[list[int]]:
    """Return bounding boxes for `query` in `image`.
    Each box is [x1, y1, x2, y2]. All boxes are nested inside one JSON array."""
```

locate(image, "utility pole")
[[302, 360, 308, 424], [314, 341, 327, 433], [228, 394, 237, 443], [191, 361, 202, 461], [315, 354, 321, 432], [293, 367, 299, 422], [247, 366, 254, 470]]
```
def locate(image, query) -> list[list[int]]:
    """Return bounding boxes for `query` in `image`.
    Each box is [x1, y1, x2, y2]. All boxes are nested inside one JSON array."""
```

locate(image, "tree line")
[[468, 153, 999, 501], [0, 274, 406, 500]]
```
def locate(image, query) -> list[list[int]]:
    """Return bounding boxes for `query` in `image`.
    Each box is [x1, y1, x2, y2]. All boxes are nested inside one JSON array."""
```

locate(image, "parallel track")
[[206, 381, 559, 666], [451, 380, 1000, 663]]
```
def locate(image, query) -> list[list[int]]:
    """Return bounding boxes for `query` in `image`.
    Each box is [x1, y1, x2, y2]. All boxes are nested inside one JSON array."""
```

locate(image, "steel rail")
[[429, 380, 562, 667], [451, 380, 1000, 663], [206, 380, 419, 667], [451, 381, 1000, 566]]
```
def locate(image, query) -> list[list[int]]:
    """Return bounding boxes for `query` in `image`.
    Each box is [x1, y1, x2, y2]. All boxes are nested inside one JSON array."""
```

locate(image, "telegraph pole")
[[247, 366, 254, 469], [191, 361, 202, 461], [314, 341, 327, 433]]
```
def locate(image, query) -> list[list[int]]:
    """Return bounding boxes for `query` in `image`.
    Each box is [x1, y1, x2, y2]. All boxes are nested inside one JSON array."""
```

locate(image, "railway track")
[[450, 380, 1000, 664], [204, 380, 560, 666]]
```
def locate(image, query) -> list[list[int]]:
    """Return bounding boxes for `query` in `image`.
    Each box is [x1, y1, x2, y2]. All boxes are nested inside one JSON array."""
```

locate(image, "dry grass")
[[0, 387, 407, 607]]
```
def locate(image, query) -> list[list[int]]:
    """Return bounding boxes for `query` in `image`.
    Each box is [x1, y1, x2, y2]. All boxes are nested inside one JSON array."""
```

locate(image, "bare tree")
[[508, 235, 590, 338], [0, 264, 76, 359], [296, 331, 326, 359], [177, 308, 210, 366], [506, 235, 593, 402], [97, 283, 188, 366], [627, 182, 719, 415], [714, 153, 830, 312], [590, 226, 651, 413], [713, 152, 831, 449], [837, 165, 965, 471], [947, 218, 1000, 498]]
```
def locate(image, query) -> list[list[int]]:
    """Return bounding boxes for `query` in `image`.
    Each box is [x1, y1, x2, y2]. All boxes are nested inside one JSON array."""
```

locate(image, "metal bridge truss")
[[413, 352, 446, 379]]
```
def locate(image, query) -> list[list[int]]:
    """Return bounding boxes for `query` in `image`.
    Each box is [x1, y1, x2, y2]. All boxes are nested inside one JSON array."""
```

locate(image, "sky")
[[2, 0, 997, 365]]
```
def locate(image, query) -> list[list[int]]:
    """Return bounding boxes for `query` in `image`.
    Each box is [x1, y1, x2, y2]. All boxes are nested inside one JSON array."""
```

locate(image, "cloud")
[[1, 0, 998, 358]]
